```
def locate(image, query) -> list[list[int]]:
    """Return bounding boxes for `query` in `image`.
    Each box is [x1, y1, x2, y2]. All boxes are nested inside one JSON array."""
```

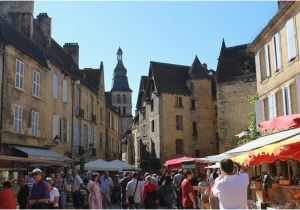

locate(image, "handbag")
[[129, 181, 138, 204]]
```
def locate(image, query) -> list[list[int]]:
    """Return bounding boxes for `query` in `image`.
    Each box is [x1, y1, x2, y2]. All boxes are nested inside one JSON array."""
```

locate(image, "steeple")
[[221, 38, 226, 50], [111, 47, 132, 92], [189, 55, 206, 78]]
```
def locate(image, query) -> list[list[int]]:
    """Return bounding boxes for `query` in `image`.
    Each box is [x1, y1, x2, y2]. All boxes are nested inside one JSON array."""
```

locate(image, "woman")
[[45, 177, 60, 209], [87, 172, 103, 209], [161, 175, 174, 209], [0, 181, 16, 209], [143, 175, 158, 209]]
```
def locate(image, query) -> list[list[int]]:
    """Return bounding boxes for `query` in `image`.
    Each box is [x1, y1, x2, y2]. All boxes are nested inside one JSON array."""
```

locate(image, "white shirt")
[[212, 173, 249, 210], [126, 178, 143, 203], [72, 175, 83, 191], [49, 187, 60, 207]]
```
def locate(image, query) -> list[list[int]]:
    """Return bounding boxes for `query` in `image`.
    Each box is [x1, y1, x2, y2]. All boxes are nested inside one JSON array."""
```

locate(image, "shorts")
[[104, 192, 111, 203]]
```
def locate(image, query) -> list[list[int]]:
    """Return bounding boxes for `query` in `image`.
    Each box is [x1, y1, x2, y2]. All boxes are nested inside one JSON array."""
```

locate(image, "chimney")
[[0, 1, 34, 39], [63, 43, 79, 67], [203, 63, 208, 70], [277, 1, 288, 11], [37, 13, 51, 48]]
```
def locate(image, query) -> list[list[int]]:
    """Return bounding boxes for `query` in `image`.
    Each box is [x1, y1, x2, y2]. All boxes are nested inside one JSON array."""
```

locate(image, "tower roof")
[[111, 47, 132, 92]]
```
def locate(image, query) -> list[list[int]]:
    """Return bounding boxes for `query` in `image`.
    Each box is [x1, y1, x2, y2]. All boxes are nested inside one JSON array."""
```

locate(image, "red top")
[[142, 182, 157, 200], [181, 178, 195, 208], [0, 188, 16, 209]]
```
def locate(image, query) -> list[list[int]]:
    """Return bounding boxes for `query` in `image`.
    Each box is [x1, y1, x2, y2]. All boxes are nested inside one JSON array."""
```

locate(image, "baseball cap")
[[31, 168, 43, 175]]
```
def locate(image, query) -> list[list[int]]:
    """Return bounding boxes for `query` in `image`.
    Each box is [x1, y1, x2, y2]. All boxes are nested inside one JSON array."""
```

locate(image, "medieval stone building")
[[216, 40, 256, 152], [135, 57, 218, 170]]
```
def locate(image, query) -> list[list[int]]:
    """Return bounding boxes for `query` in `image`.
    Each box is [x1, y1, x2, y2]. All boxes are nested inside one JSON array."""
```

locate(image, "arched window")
[[123, 95, 126, 103]]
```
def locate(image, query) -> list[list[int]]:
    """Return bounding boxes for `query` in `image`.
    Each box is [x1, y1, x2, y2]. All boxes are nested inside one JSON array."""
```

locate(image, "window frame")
[[15, 59, 24, 90], [32, 70, 40, 97], [31, 110, 39, 137], [13, 104, 23, 133], [176, 139, 184, 154]]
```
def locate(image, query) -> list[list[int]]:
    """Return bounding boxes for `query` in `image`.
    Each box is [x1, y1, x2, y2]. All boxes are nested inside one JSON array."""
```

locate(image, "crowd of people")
[[0, 158, 251, 209]]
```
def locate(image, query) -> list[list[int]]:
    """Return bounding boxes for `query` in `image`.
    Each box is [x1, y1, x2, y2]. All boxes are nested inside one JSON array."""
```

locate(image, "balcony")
[[75, 145, 84, 155], [89, 148, 96, 157], [91, 113, 96, 123], [76, 108, 84, 118]]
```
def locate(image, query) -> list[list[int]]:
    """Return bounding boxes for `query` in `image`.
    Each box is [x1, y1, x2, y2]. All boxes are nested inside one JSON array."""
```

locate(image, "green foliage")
[[247, 95, 259, 140]]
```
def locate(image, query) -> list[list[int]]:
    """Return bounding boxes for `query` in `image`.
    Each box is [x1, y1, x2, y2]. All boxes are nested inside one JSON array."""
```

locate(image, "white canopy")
[[196, 153, 229, 163], [225, 128, 300, 155], [75, 159, 119, 171], [205, 162, 220, 169], [109, 160, 136, 171]]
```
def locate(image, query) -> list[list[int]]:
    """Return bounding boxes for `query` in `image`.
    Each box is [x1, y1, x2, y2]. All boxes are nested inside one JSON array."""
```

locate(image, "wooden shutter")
[[52, 115, 59, 139], [66, 120, 70, 142], [63, 80, 68, 103], [286, 17, 297, 61], [53, 74, 58, 98], [255, 100, 264, 131], [273, 33, 282, 70], [93, 127, 97, 147], [255, 53, 261, 82], [264, 45, 270, 77]]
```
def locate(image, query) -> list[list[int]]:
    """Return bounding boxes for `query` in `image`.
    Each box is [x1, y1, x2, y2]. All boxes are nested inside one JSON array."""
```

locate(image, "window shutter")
[[74, 121, 78, 146], [274, 33, 282, 70], [273, 94, 277, 117], [94, 127, 97, 147], [286, 17, 297, 61], [53, 74, 58, 98], [52, 115, 59, 139], [66, 120, 70, 142], [296, 75, 300, 113], [255, 100, 264, 131], [255, 53, 261, 82], [81, 123, 84, 146], [287, 86, 292, 115], [282, 88, 287, 115], [63, 80, 68, 103], [88, 124, 92, 145], [264, 45, 270, 77]]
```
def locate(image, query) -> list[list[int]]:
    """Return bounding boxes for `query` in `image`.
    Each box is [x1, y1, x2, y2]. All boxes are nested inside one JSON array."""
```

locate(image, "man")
[[212, 158, 251, 209], [173, 170, 183, 208], [71, 170, 83, 209], [181, 170, 196, 209], [100, 171, 113, 209], [126, 172, 143, 209], [119, 171, 131, 209], [17, 176, 30, 209], [0, 181, 16, 209], [28, 168, 50, 209]]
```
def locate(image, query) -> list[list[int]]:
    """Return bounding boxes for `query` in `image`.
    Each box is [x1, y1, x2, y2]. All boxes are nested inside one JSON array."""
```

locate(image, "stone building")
[[249, 1, 300, 176], [135, 57, 218, 170], [216, 39, 256, 152], [0, 1, 106, 166], [109, 48, 133, 135], [105, 92, 121, 161]]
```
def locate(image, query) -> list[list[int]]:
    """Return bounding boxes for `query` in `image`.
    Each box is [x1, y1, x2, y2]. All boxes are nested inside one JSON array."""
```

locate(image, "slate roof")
[[136, 76, 148, 109], [78, 68, 102, 93], [189, 56, 210, 79], [150, 61, 191, 95], [0, 21, 48, 67], [216, 42, 255, 83]]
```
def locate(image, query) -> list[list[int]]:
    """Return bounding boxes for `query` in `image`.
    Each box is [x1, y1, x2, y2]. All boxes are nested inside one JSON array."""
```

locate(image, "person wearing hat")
[[45, 177, 60, 209], [28, 168, 50, 209], [87, 172, 103, 209]]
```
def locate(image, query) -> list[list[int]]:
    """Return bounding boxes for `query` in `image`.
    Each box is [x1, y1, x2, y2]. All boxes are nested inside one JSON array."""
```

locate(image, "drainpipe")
[[0, 44, 5, 153]]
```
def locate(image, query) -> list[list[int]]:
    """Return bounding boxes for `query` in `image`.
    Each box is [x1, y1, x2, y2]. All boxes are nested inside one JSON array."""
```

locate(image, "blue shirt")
[[30, 180, 50, 200], [100, 175, 113, 194]]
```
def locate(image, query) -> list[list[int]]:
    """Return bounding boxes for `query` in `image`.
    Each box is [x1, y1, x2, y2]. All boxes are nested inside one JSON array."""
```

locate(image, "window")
[[13, 105, 23, 133], [175, 97, 183, 108], [151, 99, 154, 111], [75, 88, 81, 112], [31, 110, 39, 137], [123, 95, 126, 103], [52, 114, 59, 139], [90, 96, 94, 114], [123, 107, 126, 114], [268, 94, 277, 120], [286, 17, 297, 61], [152, 120, 155, 132], [176, 139, 184, 154], [192, 121, 197, 136], [257, 45, 271, 81], [195, 149, 200, 157], [282, 86, 292, 115], [118, 107, 121, 113], [273, 33, 282, 71], [117, 94, 121, 103], [53, 74, 58, 98], [176, 115, 183, 130], [32, 70, 40, 97], [63, 80, 68, 103], [15, 59, 24, 90], [61, 118, 68, 142], [191, 99, 196, 110]]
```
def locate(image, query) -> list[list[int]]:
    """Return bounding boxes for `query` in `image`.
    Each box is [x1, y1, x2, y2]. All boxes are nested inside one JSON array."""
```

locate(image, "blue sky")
[[34, 1, 277, 114]]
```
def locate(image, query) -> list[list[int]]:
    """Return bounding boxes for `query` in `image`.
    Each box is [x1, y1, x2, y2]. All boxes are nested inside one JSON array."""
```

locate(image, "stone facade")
[[0, 1, 108, 166], [248, 1, 300, 177], [135, 58, 217, 170], [216, 41, 256, 152]]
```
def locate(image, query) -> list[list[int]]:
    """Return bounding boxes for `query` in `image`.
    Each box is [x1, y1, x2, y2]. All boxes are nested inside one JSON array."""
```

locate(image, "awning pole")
[[287, 160, 291, 181]]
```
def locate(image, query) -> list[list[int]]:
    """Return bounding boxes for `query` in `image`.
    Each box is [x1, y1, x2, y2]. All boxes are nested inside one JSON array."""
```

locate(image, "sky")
[[34, 1, 278, 114]]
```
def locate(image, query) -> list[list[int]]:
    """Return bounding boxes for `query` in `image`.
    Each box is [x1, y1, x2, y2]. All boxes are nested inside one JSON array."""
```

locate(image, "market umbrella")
[[163, 156, 195, 169], [259, 113, 300, 130], [75, 159, 119, 171], [109, 160, 138, 171]]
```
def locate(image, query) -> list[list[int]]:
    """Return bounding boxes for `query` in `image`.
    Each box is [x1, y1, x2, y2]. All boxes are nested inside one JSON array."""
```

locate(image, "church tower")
[[110, 47, 133, 134]]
